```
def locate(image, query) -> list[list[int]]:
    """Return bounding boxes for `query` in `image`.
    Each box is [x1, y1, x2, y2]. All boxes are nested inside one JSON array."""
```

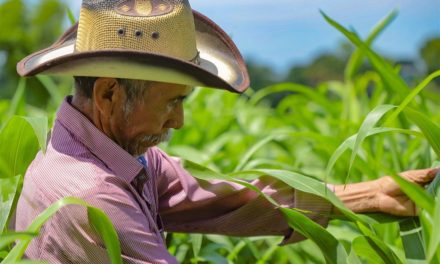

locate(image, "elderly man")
[[15, 0, 438, 263]]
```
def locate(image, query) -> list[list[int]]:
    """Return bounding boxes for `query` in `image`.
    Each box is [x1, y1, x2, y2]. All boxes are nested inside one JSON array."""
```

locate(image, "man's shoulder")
[[24, 138, 118, 202]]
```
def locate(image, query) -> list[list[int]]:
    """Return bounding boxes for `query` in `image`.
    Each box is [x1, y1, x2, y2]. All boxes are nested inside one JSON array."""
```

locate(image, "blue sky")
[[69, 0, 440, 73]]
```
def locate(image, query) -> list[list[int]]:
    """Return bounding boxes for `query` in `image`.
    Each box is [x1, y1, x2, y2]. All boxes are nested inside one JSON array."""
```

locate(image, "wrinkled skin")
[[72, 77, 192, 156]]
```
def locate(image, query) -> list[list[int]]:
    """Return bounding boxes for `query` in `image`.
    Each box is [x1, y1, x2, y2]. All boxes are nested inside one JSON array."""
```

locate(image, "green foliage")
[[0, 0, 70, 107], [1, 3, 440, 264]]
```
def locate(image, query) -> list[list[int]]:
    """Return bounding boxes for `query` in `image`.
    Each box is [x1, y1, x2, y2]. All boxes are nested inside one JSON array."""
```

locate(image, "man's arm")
[[334, 168, 439, 216]]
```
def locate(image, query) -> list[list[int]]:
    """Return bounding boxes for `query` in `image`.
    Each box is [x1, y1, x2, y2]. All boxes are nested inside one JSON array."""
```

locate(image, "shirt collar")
[[56, 96, 143, 183]]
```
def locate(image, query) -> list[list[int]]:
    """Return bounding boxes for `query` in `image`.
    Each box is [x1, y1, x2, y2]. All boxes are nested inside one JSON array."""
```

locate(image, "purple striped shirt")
[[15, 97, 332, 263]]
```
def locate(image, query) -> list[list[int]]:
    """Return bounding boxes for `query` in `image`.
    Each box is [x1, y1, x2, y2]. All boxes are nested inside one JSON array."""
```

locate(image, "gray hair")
[[73, 76, 151, 116], [117, 78, 151, 115]]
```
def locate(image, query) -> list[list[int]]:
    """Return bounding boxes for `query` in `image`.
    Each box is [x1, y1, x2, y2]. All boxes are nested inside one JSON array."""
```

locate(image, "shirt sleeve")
[[150, 147, 333, 244]]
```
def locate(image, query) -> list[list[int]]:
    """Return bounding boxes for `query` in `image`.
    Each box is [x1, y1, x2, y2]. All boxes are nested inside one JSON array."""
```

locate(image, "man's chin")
[[130, 131, 172, 156]]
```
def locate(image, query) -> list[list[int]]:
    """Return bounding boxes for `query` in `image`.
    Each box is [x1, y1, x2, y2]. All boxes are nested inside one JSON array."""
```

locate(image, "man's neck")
[[71, 95, 94, 123]]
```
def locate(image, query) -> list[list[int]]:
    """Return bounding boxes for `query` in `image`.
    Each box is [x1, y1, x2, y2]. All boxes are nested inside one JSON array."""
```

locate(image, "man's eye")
[[167, 98, 180, 109]]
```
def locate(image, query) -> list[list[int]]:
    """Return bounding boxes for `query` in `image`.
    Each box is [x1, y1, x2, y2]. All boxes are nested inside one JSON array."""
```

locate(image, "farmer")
[[15, 0, 438, 263]]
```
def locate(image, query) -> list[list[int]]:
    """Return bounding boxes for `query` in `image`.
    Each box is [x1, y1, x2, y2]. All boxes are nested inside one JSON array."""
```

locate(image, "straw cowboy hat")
[[17, 0, 250, 93]]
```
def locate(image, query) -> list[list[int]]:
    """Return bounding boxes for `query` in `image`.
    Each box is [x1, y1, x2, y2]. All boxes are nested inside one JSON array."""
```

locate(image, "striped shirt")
[[15, 97, 332, 263]]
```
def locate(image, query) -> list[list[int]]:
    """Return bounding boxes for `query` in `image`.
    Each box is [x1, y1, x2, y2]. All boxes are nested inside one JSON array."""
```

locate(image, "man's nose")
[[165, 104, 184, 130]]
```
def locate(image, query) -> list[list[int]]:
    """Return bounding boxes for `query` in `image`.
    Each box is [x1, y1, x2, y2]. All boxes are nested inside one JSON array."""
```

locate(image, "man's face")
[[112, 81, 192, 156]]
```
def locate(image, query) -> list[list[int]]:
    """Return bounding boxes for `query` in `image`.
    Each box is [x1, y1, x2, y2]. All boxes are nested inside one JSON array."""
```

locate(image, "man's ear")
[[93, 78, 124, 117]]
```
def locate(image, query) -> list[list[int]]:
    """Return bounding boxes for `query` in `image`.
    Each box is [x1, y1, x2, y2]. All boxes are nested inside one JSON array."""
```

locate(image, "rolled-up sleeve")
[[151, 147, 333, 244]]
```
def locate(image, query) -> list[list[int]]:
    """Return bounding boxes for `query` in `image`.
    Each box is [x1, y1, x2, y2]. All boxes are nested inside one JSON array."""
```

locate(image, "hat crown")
[[76, 0, 198, 61]]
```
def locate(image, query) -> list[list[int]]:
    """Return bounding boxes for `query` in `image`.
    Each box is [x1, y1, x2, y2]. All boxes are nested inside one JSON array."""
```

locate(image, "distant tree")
[[245, 58, 280, 91], [420, 37, 440, 74], [284, 53, 347, 87], [420, 37, 440, 86]]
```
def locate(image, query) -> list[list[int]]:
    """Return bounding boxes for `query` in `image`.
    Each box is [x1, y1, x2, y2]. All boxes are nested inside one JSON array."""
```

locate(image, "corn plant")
[[1, 9, 440, 264]]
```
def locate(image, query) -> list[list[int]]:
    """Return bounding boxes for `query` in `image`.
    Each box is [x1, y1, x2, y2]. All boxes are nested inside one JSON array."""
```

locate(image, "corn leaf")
[[234, 134, 281, 172], [0, 116, 40, 180], [352, 235, 403, 264], [4, 79, 26, 123], [35, 76, 64, 106], [321, 11, 409, 98], [249, 83, 332, 110], [21, 117, 48, 154], [399, 218, 425, 261], [2, 197, 122, 264], [0, 116, 46, 234], [326, 127, 422, 180], [385, 70, 440, 126], [405, 108, 440, 159], [346, 105, 396, 182], [0, 232, 36, 250], [0, 175, 20, 233], [427, 193, 440, 261], [280, 208, 353, 264], [345, 10, 398, 80], [190, 234, 203, 260], [66, 6, 76, 25], [388, 173, 434, 215]]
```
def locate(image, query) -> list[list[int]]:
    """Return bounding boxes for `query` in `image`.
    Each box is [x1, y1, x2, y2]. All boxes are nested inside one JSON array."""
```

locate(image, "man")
[[15, 0, 438, 263]]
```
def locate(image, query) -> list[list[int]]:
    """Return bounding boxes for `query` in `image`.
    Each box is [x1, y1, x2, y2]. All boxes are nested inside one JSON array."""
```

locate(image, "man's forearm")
[[334, 180, 379, 213]]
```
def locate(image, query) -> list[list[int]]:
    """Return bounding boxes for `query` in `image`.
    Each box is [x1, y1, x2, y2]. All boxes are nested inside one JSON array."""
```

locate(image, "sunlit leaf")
[[0, 175, 20, 233], [385, 70, 440, 126], [345, 10, 398, 80], [405, 108, 440, 159], [190, 234, 203, 260], [346, 105, 396, 182], [388, 173, 434, 215], [326, 127, 421, 181], [0, 232, 37, 250], [352, 235, 403, 264], [321, 11, 410, 98], [399, 218, 425, 261], [2, 197, 122, 264], [280, 208, 352, 264]]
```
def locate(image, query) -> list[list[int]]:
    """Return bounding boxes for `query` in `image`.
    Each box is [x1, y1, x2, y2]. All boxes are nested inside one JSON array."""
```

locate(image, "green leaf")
[[0, 175, 20, 233], [385, 70, 440, 126], [227, 240, 246, 262], [405, 108, 440, 159], [427, 196, 440, 262], [190, 234, 202, 260], [4, 78, 26, 122], [427, 170, 440, 197], [399, 218, 425, 261], [2, 197, 122, 264], [325, 127, 422, 181], [35, 75, 63, 106], [234, 169, 380, 225], [249, 83, 333, 110], [21, 117, 48, 154], [321, 11, 409, 98], [346, 105, 396, 182], [0, 232, 37, 250], [352, 235, 403, 264], [0, 116, 48, 233], [345, 10, 398, 80], [66, 6, 76, 25], [87, 207, 122, 264], [0, 116, 41, 179], [280, 208, 351, 264], [233, 134, 281, 172], [388, 173, 434, 215]]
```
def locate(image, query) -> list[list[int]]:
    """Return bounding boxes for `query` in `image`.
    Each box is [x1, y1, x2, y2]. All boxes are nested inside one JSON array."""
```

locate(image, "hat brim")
[[17, 11, 250, 93]]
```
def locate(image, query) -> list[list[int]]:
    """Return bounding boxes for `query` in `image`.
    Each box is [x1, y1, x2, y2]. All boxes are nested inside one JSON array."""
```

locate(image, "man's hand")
[[334, 167, 439, 216]]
